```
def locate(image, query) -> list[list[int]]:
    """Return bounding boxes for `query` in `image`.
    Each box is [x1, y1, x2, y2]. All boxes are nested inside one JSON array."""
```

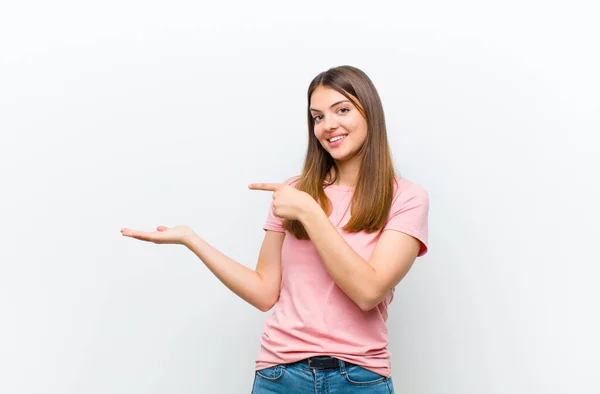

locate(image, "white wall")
[[1, 1, 598, 393]]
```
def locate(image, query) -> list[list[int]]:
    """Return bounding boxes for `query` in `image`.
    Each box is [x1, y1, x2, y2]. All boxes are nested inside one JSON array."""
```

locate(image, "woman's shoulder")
[[280, 175, 333, 190], [393, 175, 429, 199], [283, 175, 302, 186]]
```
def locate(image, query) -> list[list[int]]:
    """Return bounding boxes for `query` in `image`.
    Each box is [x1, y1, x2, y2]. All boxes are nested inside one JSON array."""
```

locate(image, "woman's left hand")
[[249, 182, 318, 221]]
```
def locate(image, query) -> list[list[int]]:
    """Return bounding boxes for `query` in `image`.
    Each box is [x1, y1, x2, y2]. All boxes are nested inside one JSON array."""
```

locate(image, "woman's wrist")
[[299, 200, 327, 226], [181, 231, 200, 248]]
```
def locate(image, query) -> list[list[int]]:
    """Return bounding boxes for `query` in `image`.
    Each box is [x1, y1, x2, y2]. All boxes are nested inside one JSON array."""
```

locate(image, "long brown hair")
[[283, 65, 397, 239]]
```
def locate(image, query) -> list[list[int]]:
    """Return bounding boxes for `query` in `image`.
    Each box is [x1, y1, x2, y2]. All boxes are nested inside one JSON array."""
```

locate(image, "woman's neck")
[[329, 158, 361, 188]]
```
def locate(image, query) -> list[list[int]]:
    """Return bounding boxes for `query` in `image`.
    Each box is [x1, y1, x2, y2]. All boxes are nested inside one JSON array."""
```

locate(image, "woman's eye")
[[313, 108, 348, 123]]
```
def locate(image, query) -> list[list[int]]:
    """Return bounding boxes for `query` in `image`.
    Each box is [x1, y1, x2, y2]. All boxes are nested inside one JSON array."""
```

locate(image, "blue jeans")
[[251, 358, 394, 393]]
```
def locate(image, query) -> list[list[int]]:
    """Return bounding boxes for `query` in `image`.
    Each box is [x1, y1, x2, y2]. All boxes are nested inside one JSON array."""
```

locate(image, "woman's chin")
[[330, 152, 355, 163], [324, 144, 359, 162]]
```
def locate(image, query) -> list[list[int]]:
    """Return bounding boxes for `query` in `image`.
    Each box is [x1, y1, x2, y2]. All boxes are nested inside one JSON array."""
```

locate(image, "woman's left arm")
[[299, 205, 421, 311]]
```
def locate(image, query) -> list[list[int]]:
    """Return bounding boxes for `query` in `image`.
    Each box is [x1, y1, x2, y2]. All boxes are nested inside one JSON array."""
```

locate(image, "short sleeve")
[[262, 176, 300, 233], [383, 183, 429, 257], [263, 198, 285, 232]]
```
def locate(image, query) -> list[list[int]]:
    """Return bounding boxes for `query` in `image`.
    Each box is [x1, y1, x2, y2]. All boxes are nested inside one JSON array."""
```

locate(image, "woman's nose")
[[324, 116, 339, 131]]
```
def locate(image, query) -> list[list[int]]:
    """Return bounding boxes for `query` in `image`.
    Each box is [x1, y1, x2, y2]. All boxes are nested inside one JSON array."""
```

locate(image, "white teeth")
[[329, 135, 346, 143]]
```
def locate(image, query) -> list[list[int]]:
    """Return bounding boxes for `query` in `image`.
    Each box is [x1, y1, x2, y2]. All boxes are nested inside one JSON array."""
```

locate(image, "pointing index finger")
[[248, 183, 281, 191]]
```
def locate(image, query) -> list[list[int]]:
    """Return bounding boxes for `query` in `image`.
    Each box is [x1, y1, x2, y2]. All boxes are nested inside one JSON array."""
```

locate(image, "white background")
[[1, 1, 599, 393]]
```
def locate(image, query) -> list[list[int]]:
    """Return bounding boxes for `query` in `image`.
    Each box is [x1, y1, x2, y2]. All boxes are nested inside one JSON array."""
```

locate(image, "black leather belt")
[[298, 356, 355, 370]]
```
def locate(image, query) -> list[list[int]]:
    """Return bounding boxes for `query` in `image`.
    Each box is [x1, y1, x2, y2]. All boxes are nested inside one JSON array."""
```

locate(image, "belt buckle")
[[307, 358, 313, 368]]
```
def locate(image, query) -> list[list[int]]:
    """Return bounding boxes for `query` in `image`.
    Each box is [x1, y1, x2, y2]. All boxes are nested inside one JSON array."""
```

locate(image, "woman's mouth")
[[328, 134, 348, 147]]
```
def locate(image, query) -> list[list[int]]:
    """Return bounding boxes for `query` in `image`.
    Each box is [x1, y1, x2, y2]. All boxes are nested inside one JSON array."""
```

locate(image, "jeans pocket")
[[343, 364, 387, 386], [255, 364, 286, 382]]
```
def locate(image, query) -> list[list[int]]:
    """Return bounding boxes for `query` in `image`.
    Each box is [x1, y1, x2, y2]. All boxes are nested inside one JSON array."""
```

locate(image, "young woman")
[[121, 65, 429, 393]]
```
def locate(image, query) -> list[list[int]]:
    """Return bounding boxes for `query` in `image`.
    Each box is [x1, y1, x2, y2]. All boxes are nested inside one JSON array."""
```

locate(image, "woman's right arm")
[[184, 230, 285, 312]]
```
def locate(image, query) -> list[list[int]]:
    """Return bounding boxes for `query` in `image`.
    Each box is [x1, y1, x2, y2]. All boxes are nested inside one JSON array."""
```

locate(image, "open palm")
[[120, 225, 195, 245]]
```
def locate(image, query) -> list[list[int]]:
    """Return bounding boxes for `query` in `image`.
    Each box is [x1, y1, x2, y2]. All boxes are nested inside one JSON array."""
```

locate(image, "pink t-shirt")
[[255, 176, 429, 378]]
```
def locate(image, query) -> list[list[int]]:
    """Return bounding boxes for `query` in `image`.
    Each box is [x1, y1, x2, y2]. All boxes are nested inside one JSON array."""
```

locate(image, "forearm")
[[184, 234, 273, 311], [299, 206, 379, 311]]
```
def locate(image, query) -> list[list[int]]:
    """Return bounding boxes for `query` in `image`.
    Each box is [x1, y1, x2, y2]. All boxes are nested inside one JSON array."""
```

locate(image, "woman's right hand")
[[120, 225, 196, 246]]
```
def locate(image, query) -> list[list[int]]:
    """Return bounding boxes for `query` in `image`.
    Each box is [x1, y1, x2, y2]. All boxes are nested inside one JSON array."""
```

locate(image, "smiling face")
[[309, 85, 368, 164]]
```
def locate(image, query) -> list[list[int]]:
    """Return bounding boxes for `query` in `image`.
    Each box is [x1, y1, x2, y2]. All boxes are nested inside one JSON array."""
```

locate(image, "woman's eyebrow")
[[310, 100, 351, 112]]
